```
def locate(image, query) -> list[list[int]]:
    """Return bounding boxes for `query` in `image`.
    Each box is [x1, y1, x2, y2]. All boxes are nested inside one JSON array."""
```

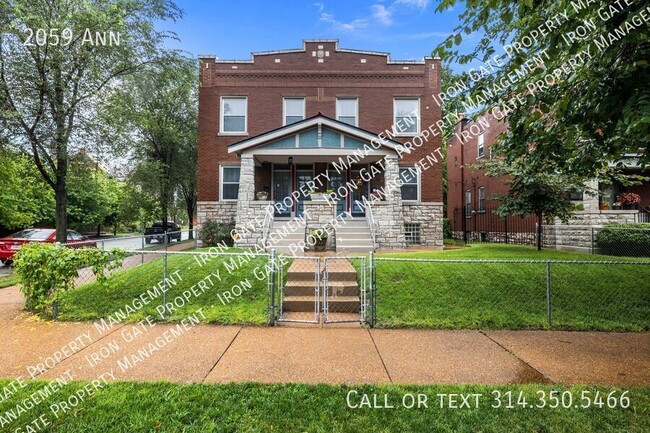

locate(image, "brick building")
[[447, 114, 649, 249], [197, 40, 444, 251]]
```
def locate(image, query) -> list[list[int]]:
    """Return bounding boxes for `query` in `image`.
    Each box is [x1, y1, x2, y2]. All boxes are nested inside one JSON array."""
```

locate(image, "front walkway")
[[1, 285, 648, 386]]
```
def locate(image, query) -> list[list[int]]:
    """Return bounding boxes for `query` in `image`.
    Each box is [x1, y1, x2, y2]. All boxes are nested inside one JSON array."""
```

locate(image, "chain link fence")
[[370, 258, 650, 331]]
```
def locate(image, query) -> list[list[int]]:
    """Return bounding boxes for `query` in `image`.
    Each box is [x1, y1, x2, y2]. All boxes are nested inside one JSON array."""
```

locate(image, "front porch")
[[197, 115, 444, 252]]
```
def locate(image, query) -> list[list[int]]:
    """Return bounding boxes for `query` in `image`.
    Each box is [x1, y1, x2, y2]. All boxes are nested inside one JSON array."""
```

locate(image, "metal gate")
[[323, 256, 367, 323], [274, 256, 320, 323]]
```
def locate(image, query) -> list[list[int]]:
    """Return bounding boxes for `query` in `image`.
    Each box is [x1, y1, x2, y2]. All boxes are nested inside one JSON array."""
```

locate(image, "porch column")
[[235, 155, 257, 247]]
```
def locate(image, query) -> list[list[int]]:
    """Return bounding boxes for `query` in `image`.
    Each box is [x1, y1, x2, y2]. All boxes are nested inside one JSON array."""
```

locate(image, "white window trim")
[[399, 165, 421, 203], [393, 98, 421, 137], [336, 97, 359, 127], [220, 165, 241, 202], [220, 97, 248, 135], [283, 97, 306, 126], [477, 133, 485, 159]]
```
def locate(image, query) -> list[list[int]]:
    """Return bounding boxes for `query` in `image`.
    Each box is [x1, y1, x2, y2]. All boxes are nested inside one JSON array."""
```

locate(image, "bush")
[[199, 219, 235, 247], [595, 223, 650, 257], [443, 218, 453, 239], [13, 243, 125, 317]]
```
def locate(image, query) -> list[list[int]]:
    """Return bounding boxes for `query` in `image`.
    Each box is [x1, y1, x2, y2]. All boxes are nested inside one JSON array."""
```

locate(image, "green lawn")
[[375, 244, 650, 331], [0, 380, 647, 433], [0, 273, 18, 288], [55, 244, 650, 330], [59, 251, 270, 325]]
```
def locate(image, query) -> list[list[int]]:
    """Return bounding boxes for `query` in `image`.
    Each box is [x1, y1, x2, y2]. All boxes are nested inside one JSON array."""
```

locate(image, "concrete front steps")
[[282, 258, 361, 315], [335, 219, 374, 253], [267, 219, 306, 254]]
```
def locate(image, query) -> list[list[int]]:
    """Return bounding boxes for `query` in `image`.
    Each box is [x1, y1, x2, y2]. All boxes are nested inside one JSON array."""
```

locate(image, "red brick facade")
[[198, 40, 442, 203]]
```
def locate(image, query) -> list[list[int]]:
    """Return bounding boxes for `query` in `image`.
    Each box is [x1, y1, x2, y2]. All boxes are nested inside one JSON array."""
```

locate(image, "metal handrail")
[[261, 203, 274, 248], [366, 199, 377, 251]]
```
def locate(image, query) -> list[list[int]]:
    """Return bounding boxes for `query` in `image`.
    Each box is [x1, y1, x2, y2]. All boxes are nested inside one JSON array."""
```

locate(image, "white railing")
[[262, 203, 274, 248], [366, 200, 377, 251]]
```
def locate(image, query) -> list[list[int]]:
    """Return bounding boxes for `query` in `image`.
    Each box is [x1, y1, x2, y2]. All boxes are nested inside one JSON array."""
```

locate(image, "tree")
[[434, 0, 648, 232], [101, 54, 197, 233], [0, 147, 54, 229], [0, 0, 182, 242]]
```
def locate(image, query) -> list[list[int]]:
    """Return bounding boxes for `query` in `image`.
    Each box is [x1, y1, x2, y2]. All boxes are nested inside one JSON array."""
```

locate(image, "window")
[[478, 187, 486, 212], [283, 98, 305, 125], [405, 223, 421, 245], [465, 189, 472, 217], [221, 97, 247, 133], [221, 166, 240, 200], [569, 191, 584, 201], [336, 98, 358, 126], [399, 166, 420, 201], [477, 133, 485, 158], [393, 98, 420, 135]]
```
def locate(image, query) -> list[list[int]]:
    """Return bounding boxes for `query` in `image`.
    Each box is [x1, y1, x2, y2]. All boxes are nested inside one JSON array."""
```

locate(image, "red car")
[[0, 229, 97, 265]]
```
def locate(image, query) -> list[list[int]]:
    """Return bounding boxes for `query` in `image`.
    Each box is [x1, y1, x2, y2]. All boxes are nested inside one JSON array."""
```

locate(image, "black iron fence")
[[451, 207, 538, 245]]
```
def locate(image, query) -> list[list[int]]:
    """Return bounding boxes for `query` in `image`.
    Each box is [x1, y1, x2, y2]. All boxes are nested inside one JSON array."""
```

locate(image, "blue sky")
[[162, 0, 466, 63]]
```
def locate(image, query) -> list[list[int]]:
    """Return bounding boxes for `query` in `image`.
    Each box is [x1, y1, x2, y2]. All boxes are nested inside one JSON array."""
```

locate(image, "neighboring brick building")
[[447, 114, 649, 249], [197, 40, 444, 251]]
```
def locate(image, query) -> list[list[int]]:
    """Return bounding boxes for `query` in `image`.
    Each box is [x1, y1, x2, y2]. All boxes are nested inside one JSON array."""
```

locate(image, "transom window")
[[336, 98, 358, 126], [399, 166, 420, 201], [393, 98, 420, 135], [284, 98, 305, 125], [221, 166, 240, 200], [221, 97, 247, 134], [477, 133, 485, 158]]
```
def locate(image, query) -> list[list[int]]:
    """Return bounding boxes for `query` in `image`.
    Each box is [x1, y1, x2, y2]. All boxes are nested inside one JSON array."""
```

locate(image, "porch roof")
[[227, 114, 409, 156]]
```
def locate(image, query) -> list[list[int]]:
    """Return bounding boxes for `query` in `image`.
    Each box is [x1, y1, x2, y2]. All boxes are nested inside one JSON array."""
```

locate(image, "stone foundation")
[[197, 201, 237, 225], [403, 202, 444, 248], [543, 211, 640, 252]]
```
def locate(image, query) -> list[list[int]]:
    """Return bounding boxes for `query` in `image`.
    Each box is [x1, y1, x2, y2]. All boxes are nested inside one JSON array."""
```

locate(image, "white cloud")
[[395, 0, 430, 8], [371, 4, 393, 25], [319, 11, 368, 32]]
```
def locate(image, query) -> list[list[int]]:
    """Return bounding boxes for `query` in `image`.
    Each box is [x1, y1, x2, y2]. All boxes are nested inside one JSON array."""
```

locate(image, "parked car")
[[0, 229, 97, 266], [144, 222, 182, 244]]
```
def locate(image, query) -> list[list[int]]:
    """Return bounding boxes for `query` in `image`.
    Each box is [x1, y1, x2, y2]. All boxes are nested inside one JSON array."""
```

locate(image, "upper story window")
[[336, 98, 358, 126], [393, 98, 420, 135], [477, 133, 485, 158], [399, 166, 420, 202], [221, 166, 240, 200], [284, 98, 305, 125], [221, 97, 247, 134], [478, 187, 486, 212]]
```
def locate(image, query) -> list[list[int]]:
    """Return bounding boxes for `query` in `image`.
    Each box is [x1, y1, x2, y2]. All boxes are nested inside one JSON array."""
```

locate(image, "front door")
[[351, 168, 369, 217], [328, 167, 347, 217], [273, 169, 292, 218], [295, 169, 313, 218]]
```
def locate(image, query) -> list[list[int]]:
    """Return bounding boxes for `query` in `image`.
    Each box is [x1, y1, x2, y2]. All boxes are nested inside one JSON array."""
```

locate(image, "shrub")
[[595, 223, 650, 257], [199, 219, 235, 247], [443, 218, 453, 239], [13, 243, 126, 317]]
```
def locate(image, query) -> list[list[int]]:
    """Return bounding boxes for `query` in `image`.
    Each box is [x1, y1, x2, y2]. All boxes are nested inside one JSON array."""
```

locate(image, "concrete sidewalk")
[[1, 286, 648, 386]]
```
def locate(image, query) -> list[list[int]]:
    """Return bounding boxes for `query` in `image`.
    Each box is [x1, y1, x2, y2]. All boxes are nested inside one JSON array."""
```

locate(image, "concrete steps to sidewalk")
[[280, 257, 361, 316]]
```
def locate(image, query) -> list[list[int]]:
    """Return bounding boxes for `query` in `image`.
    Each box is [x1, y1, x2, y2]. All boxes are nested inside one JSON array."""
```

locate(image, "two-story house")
[[197, 40, 444, 252]]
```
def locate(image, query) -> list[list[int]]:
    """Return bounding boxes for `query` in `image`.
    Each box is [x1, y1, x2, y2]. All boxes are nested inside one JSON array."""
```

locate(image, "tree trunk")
[[55, 181, 68, 243], [96, 224, 101, 237], [536, 213, 543, 251], [186, 198, 195, 240]]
